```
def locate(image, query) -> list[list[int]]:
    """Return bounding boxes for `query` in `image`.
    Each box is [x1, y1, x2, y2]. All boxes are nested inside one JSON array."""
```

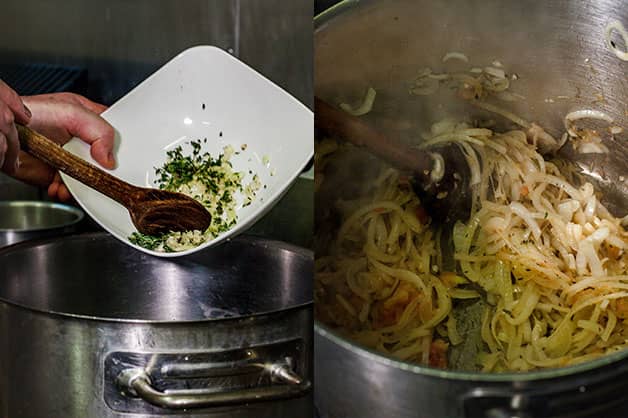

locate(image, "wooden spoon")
[[17, 125, 212, 236], [315, 96, 471, 223]]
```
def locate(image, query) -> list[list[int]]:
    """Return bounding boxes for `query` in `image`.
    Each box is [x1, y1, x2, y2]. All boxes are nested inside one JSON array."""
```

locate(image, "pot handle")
[[117, 361, 310, 409], [461, 370, 628, 418]]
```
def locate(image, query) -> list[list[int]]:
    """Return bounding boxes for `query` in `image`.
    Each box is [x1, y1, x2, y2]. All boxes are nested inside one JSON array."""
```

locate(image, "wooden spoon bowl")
[[315, 97, 471, 223], [129, 188, 212, 236], [17, 125, 211, 236]]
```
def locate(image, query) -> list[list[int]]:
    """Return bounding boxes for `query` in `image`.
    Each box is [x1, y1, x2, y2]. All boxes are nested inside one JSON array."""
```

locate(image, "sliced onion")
[[428, 73, 451, 80], [471, 100, 531, 129], [528, 172, 584, 201], [564, 109, 614, 137], [584, 196, 597, 220], [609, 126, 624, 135], [579, 240, 605, 276], [528, 123, 560, 154], [484, 216, 507, 233], [605, 20, 628, 61], [442, 51, 469, 63], [578, 142, 609, 154], [587, 226, 609, 245], [484, 66, 506, 79], [558, 200, 580, 221], [340, 87, 377, 116], [576, 241, 588, 275], [495, 91, 526, 102], [486, 77, 511, 93], [458, 141, 482, 186], [510, 201, 542, 240], [429, 152, 445, 182]]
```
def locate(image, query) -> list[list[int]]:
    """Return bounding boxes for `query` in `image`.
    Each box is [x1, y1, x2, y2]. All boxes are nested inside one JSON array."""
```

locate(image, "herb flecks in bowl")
[[129, 140, 262, 252]]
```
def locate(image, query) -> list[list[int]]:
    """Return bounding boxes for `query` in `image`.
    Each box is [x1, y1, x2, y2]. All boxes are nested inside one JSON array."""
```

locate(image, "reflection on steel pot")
[[0, 233, 312, 418], [0, 201, 84, 247], [316, 323, 628, 418], [315, 0, 628, 417]]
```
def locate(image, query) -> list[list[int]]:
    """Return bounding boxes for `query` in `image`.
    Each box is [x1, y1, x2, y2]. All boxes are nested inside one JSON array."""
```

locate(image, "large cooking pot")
[[314, 1, 628, 417], [0, 233, 312, 418], [0, 201, 84, 247]]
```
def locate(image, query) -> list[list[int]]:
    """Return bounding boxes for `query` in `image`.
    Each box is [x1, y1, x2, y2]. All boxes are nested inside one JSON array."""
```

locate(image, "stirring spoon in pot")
[[17, 125, 212, 236], [315, 96, 472, 223]]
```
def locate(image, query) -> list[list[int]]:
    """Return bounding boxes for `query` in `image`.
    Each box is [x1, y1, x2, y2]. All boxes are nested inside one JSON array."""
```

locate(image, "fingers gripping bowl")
[[61, 46, 313, 257]]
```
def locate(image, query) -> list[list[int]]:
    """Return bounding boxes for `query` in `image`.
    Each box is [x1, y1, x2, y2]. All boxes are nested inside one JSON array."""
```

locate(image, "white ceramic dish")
[[61, 45, 313, 257]]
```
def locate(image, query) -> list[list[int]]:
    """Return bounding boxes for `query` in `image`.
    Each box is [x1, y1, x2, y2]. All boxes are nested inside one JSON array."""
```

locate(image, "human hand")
[[0, 79, 32, 174], [12, 93, 116, 201]]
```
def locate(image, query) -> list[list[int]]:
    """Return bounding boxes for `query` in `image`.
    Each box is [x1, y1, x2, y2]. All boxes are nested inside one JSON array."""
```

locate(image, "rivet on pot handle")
[[116, 360, 311, 409]]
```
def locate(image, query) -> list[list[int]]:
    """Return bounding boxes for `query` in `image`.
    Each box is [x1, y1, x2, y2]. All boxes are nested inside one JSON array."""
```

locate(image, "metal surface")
[[0, 233, 313, 417], [0, 0, 312, 107], [0, 63, 87, 96], [0, 0, 236, 105], [0, 201, 84, 247], [314, 0, 628, 417], [316, 324, 628, 418], [236, 0, 313, 108], [0, 233, 311, 321]]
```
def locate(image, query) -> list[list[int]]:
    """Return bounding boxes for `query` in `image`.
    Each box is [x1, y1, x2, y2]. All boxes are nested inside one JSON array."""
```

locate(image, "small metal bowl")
[[0, 201, 84, 248]]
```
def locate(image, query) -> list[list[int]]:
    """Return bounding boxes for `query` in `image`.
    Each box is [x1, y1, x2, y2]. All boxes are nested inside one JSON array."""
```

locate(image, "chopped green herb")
[[128, 140, 262, 252]]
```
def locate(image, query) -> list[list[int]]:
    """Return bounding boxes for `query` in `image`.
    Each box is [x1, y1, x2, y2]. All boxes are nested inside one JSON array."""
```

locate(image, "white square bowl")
[[61, 45, 313, 257]]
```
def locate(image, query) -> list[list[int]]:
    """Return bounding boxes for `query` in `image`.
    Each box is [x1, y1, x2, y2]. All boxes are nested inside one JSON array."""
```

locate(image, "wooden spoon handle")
[[17, 124, 136, 207], [314, 96, 432, 174]]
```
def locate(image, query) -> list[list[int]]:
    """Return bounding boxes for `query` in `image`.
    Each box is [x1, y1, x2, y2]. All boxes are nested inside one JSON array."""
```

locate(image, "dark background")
[[0, 0, 312, 107], [315, 0, 341, 15]]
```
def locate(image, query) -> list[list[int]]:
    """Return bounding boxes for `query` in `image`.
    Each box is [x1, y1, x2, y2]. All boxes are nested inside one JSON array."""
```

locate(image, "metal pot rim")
[[0, 200, 84, 232], [0, 232, 313, 323], [5, 298, 312, 325], [315, 320, 628, 382], [315, 0, 362, 25]]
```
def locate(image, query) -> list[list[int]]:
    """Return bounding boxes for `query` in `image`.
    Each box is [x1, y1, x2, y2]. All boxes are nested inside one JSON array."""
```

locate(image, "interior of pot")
[[315, 0, 628, 378], [316, 0, 627, 214], [0, 201, 84, 231], [0, 232, 312, 321]]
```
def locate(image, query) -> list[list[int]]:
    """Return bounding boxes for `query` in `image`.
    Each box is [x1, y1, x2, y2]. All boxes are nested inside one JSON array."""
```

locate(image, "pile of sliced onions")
[[406, 54, 624, 156], [442, 118, 628, 371], [409, 54, 514, 100]]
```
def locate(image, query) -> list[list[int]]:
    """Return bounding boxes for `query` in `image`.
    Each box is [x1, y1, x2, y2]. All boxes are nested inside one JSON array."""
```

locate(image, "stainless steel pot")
[[0, 200, 84, 247], [0, 232, 312, 418], [314, 1, 628, 417]]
